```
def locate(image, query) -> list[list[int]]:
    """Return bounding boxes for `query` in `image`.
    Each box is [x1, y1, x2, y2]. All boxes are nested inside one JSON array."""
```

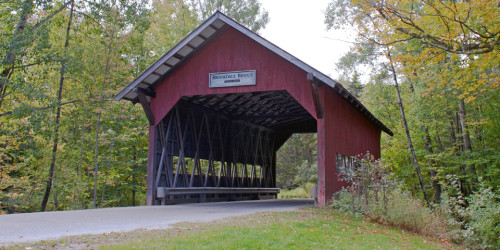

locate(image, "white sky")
[[259, 0, 354, 80]]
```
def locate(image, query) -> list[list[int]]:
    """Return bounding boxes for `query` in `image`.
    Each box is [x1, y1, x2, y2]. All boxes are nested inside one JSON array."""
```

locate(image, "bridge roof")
[[115, 11, 393, 136]]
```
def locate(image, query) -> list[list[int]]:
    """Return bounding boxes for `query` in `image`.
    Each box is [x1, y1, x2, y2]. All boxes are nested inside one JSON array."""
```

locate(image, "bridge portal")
[[115, 11, 392, 206]]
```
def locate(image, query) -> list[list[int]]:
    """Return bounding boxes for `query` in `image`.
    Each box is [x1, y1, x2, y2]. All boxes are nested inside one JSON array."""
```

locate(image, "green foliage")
[[443, 178, 500, 249], [276, 133, 317, 190], [331, 155, 500, 248], [465, 185, 500, 249], [0, 0, 269, 213], [191, 0, 269, 32], [278, 182, 316, 199], [325, 0, 499, 206]]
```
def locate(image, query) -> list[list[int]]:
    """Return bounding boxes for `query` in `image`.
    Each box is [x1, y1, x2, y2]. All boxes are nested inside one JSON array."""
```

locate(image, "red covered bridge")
[[116, 11, 393, 207]]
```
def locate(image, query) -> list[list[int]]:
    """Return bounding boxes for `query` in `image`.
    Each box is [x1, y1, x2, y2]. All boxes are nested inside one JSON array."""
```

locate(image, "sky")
[[258, 0, 354, 80]]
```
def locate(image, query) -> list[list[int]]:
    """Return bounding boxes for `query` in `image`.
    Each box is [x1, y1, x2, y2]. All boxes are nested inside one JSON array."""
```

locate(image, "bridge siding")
[[317, 86, 381, 206], [145, 26, 381, 206], [150, 27, 316, 125]]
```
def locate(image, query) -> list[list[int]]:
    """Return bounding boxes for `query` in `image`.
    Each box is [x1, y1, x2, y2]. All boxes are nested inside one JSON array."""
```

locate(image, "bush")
[[329, 153, 447, 238], [278, 183, 316, 199], [443, 178, 500, 249], [330, 154, 500, 248], [466, 186, 500, 249], [331, 188, 447, 237]]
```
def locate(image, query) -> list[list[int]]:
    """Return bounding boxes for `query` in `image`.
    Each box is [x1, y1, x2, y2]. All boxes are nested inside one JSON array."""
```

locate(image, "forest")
[[0, 0, 272, 212], [0, 0, 498, 245]]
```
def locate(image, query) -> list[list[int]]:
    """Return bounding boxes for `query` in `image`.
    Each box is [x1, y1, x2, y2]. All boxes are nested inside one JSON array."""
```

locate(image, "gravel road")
[[0, 199, 313, 245]]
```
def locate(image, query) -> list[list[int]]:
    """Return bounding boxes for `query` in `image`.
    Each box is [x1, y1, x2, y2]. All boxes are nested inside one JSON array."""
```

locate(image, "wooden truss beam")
[[307, 73, 324, 119], [135, 87, 155, 125], [153, 102, 279, 204]]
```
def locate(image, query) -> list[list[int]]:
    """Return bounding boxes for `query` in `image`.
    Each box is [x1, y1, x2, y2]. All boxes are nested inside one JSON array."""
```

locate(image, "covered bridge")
[[115, 11, 393, 207]]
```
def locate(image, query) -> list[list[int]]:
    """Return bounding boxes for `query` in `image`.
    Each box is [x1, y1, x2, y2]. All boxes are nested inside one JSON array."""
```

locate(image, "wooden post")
[[307, 73, 324, 119], [135, 88, 155, 126], [146, 125, 156, 206]]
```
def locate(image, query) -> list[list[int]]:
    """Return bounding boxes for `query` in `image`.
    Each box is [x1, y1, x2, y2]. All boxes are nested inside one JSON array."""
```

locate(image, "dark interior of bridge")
[[153, 90, 317, 204]]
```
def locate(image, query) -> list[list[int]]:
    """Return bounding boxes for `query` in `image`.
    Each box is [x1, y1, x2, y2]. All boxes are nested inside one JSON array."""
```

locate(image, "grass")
[[277, 187, 310, 199], [278, 183, 316, 199], [9, 208, 457, 249]]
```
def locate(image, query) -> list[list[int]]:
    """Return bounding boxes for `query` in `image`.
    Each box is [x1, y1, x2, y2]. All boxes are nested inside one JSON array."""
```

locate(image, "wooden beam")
[[208, 24, 219, 31], [179, 100, 275, 133], [163, 62, 174, 68], [150, 71, 162, 78], [172, 53, 184, 60], [135, 87, 155, 125], [307, 73, 324, 119], [137, 86, 156, 97]]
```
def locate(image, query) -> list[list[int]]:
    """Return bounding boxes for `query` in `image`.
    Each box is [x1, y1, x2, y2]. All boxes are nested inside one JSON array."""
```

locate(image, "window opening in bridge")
[[335, 153, 359, 175]]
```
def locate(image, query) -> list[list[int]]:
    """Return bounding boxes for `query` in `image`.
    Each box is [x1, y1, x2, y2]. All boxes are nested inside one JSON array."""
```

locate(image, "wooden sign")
[[209, 70, 256, 88]]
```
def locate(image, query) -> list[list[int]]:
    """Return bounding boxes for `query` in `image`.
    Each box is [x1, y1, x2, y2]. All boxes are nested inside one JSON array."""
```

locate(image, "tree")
[[324, 0, 499, 202], [276, 134, 317, 189], [191, 0, 269, 32], [1, 0, 271, 213], [40, 0, 75, 212]]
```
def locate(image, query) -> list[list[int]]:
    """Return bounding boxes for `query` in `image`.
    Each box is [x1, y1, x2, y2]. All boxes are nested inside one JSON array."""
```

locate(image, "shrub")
[[331, 187, 447, 237], [330, 153, 447, 238], [466, 186, 500, 249], [443, 178, 500, 249]]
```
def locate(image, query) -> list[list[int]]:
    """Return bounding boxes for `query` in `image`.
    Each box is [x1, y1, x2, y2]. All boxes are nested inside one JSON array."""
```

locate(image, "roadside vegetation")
[[1, 0, 498, 248], [10, 208, 456, 249], [330, 154, 499, 249]]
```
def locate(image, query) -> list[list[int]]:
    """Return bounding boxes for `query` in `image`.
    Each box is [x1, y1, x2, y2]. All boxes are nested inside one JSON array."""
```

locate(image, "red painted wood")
[[317, 86, 381, 206], [146, 125, 156, 206], [148, 26, 382, 206], [150, 27, 317, 124], [317, 117, 327, 206]]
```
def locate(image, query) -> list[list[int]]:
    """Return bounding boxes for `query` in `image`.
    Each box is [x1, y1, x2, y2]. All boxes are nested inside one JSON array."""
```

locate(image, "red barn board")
[[116, 11, 393, 206]]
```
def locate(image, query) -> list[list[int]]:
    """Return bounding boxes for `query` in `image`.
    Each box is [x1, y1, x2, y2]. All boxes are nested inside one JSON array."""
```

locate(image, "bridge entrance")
[[153, 91, 315, 204]]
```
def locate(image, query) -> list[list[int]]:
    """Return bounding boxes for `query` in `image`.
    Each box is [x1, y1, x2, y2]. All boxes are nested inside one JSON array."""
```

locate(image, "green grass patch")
[[10, 208, 457, 249], [278, 183, 315, 199]]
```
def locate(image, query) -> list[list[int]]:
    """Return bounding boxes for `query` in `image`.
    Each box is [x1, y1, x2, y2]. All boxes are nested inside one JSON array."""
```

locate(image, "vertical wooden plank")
[[146, 125, 156, 206], [317, 115, 327, 207]]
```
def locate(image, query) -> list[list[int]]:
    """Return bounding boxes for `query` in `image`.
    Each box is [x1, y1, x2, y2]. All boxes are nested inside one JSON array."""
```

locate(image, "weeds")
[[330, 153, 500, 249]]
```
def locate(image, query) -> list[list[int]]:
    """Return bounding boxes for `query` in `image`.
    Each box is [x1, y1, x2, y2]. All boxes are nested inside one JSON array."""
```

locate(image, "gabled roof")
[[115, 11, 393, 136]]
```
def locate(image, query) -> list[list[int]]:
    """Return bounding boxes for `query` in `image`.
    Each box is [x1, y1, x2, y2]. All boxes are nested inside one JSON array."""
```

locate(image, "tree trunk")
[[132, 144, 137, 206], [386, 49, 430, 206], [40, 1, 74, 211], [446, 110, 457, 147], [93, 24, 117, 208], [458, 98, 475, 195], [458, 99, 472, 152], [75, 104, 89, 209], [423, 126, 441, 203], [0, 0, 32, 108]]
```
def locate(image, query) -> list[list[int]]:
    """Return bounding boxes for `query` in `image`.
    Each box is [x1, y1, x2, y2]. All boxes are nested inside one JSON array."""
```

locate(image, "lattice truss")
[[153, 91, 316, 204]]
